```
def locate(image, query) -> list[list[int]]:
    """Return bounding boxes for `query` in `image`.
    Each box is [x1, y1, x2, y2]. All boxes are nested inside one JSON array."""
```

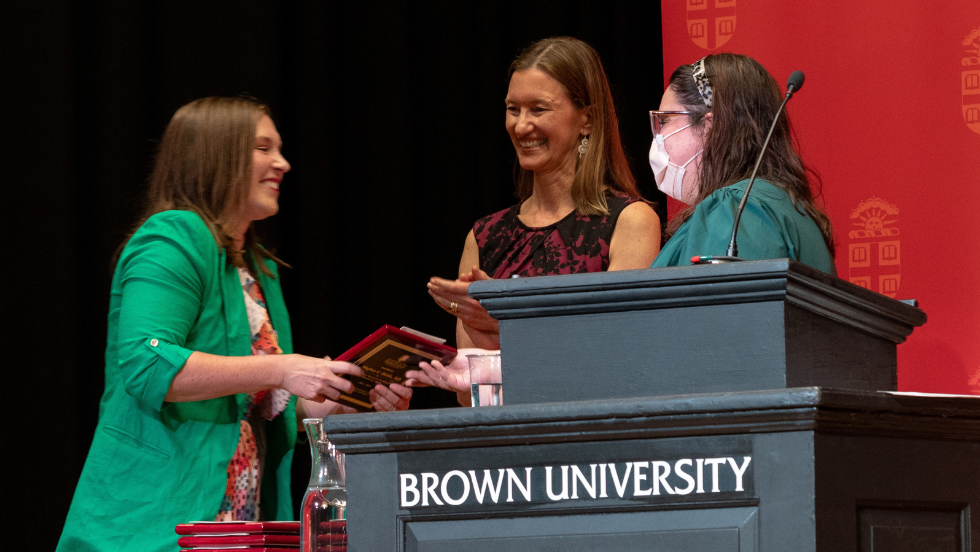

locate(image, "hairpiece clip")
[[691, 57, 713, 110]]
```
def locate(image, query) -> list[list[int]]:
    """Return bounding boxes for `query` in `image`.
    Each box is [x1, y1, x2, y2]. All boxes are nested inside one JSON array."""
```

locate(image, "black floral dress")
[[474, 190, 644, 278]]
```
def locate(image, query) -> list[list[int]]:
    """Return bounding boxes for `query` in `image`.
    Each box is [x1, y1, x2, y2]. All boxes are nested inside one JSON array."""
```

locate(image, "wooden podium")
[[323, 261, 977, 552]]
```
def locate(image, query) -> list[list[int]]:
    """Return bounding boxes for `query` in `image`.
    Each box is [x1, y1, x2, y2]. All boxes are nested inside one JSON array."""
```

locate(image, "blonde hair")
[[510, 37, 638, 215]]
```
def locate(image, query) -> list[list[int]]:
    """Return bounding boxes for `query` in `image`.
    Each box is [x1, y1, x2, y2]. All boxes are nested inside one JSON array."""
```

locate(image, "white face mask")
[[648, 124, 702, 204]]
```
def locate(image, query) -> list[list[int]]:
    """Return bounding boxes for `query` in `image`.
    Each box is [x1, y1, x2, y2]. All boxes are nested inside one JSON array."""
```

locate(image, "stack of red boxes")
[[175, 521, 301, 551]]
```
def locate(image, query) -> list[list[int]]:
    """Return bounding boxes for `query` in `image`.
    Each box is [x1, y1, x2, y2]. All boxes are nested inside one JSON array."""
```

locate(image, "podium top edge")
[[470, 260, 843, 297], [324, 387, 979, 440], [467, 259, 925, 326]]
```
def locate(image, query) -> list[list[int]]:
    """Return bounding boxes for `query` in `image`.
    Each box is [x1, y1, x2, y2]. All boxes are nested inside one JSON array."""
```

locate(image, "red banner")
[[661, 0, 980, 393]]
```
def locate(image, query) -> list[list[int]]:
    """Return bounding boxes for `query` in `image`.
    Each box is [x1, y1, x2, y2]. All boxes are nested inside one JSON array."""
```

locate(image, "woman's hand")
[[278, 355, 363, 402], [431, 230, 500, 350], [296, 381, 411, 419], [405, 348, 494, 406], [369, 383, 413, 412], [406, 359, 471, 406], [405, 359, 469, 393], [428, 266, 498, 332]]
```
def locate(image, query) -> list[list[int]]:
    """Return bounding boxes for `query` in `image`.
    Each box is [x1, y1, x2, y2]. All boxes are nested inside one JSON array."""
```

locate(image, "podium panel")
[[404, 508, 758, 551], [326, 389, 978, 552], [468, 261, 925, 405]]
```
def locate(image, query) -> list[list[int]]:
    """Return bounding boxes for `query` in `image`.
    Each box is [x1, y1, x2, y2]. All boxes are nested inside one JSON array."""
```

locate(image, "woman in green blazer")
[[58, 97, 412, 552], [648, 54, 836, 274]]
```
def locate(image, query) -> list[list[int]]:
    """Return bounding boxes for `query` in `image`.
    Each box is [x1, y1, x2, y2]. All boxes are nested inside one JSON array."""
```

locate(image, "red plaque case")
[[334, 325, 456, 411]]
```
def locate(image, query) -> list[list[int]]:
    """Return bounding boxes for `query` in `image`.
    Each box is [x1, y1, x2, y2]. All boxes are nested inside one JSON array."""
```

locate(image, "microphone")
[[786, 70, 805, 95], [692, 71, 805, 264]]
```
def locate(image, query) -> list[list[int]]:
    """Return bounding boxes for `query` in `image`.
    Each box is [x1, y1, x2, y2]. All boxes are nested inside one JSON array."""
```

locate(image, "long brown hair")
[[124, 96, 284, 275], [666, 54, 835, 256], [509, 37, 638, 215]]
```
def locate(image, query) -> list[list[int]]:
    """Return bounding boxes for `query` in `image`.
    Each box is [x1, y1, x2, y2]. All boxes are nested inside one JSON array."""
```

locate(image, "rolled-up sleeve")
[[115, 213, 211, 411]]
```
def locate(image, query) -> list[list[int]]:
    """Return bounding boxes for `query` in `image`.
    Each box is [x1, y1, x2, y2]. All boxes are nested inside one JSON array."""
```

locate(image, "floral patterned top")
[[474, 190, 645, 278], [215, 267, 292, 521]]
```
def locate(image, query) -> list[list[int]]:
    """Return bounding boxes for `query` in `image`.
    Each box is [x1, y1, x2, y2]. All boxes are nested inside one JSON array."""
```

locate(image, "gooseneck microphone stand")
[[693, 70, 805, 264]]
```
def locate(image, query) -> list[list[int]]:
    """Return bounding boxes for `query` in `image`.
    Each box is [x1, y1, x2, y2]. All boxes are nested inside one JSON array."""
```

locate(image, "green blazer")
[[58, 211, 297, 552], [652, 179, 837, 275]]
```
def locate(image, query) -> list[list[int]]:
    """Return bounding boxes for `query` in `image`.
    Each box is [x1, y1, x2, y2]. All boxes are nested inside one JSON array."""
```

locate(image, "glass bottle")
[[301, 418, 347, 552]]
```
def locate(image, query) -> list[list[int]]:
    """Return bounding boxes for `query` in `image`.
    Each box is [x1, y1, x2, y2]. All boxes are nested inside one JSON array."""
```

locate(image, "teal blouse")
[[652, 179, 836, 275], [58, 211, 297, 552]]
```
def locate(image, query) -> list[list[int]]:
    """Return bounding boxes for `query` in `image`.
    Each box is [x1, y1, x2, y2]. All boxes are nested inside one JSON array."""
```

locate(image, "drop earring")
[[578, 136, 589, 159]]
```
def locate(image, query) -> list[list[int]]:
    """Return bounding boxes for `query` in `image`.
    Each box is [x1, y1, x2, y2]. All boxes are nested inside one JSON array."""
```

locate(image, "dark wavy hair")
[[666, 54, 834, 256], [509, 37, 639, 215]]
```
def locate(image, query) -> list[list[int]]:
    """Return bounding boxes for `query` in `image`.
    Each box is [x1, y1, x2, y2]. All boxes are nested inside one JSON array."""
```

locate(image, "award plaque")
[[334, 325, 457, 411]]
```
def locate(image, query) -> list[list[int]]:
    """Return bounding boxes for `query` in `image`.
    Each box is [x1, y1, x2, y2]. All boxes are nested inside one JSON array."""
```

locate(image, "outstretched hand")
[[405, 359, 470, 394], [279, 355, 362, 403], [404, 347, 493, 394]]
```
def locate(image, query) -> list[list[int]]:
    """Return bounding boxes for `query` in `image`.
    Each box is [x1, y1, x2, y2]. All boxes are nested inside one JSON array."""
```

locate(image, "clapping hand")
[[427, 266, 498, 332]]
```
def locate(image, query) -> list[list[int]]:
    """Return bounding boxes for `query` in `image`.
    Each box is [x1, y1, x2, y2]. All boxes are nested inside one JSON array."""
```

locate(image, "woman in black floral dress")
[[426, 37, 661, 356]]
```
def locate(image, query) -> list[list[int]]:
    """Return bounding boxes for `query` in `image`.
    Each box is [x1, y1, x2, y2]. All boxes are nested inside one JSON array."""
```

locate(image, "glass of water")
[[467, 353, 502, 407]]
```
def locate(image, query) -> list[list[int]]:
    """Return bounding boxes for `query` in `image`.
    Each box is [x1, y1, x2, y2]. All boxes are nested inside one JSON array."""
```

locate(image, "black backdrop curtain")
[[1, 1, 663, 548]]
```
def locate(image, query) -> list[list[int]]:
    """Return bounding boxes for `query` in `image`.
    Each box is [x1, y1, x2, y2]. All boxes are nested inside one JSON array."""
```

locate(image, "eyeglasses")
[[649, 110, 692, 136]]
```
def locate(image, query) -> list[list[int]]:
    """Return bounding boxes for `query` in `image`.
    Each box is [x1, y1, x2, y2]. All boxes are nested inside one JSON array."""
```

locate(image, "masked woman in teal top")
[[58, 97, 412, 552], [648, 54, 836, 274]]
